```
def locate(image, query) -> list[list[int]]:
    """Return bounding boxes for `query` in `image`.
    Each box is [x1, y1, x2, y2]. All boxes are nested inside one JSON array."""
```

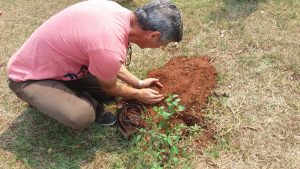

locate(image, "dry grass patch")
[[0, 0, 299, 168]]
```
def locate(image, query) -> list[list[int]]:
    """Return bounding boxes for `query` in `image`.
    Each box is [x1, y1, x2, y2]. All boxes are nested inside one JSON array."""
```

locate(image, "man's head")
[[131, 0, 183, 48]]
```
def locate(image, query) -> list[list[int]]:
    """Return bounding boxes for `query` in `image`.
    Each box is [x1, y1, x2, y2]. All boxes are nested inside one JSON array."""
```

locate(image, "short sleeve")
[[88, 49, 124, 81]]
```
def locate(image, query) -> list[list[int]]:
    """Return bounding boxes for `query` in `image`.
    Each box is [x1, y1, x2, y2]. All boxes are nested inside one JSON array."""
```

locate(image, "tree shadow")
[[0, 107, 131, 168], [209, 0, 265, 21]]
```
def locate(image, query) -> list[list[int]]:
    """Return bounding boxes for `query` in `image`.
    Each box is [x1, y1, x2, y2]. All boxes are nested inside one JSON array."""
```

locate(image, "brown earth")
[[147, 56, 217, 148], [147, 56, 217, 124]]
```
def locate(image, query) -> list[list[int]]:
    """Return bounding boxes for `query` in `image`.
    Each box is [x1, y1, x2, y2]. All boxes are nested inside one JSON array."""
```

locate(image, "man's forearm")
[[102, 81, 140, 99], [117, 65, 140, 87], [98, 77, 164, 104]]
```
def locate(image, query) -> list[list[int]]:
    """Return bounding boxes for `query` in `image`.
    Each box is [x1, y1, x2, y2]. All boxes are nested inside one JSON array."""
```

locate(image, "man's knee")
[[67, 102, 96, 129]]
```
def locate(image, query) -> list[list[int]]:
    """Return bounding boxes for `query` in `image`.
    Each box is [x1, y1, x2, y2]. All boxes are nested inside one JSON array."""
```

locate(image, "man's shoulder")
[[75, 0, 126, 11]]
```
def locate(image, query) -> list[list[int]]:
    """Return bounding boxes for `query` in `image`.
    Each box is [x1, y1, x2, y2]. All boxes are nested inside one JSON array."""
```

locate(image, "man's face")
[[138, 39, 170, 49], [136, 31, 170, 49]]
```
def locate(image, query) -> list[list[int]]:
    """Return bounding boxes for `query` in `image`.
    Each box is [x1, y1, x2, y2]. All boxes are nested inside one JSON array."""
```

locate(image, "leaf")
[[190, 124, 201, 133], [172, 101, 178, 106], [158, 154, 163, 160], [175, 98, 181, 102], [160, 133, 167, 138], [151, 162, 162, 169], [158, 121, 167, 129], [139, 128, 146, 133], [166, 137, 173, 145], [153, 106, 158, 112], [136, 135, 142, 141], [172, 94, 179, 98], [162, 111, 171, 119], [172, 135, 180, 141], [169, 109, 176, 117], [172, 157, 179, 163], [168, 105, 174, 110], [166, 97, 172, 103], [171, 146, 179, 155], [177, 105, 185, 112]]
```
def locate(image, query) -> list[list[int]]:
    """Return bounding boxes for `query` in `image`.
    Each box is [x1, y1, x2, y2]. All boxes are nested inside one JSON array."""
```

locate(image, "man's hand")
[[139, 78, 163, 88], [136, 88, 164, 104], [97, 76, 163, 104]]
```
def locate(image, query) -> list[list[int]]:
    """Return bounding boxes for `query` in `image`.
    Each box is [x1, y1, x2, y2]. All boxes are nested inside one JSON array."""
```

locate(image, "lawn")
[[0, 0, 299, 168]]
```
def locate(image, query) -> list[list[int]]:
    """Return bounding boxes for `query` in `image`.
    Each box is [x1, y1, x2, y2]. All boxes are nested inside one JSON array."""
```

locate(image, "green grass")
[[0, 108, 133, 168], [1, 0, 300, 168]]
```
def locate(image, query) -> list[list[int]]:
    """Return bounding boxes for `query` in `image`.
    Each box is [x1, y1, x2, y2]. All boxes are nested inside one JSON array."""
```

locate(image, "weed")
[[153, 94, 185, 130], [2, 0, 300, 168], [206, 137, 230, 159]]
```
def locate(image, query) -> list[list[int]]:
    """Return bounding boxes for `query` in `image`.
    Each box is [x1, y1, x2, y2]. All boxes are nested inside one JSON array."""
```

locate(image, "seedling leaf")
[[172, 94, 179, 98], [171, 146, 179, 155], [177, 105, 185, 112], [153, 106, 158, 112], [166, 97, 172, 102]]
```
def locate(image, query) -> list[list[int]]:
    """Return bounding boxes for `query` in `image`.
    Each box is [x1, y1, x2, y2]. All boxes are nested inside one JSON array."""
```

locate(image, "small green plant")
[[153, 94, 185, 131], [135, 94, 194, 168], [129, 94, 204, 168], [189, 124, 202, 135], [206, 137, 230, 159]]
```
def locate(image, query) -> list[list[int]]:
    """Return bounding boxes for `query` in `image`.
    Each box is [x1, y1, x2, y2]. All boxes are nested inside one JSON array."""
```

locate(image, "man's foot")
[[97, 112, 116, 126]]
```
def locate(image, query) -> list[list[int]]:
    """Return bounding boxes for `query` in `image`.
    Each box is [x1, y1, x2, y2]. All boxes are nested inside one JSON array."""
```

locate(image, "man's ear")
[[148, 31, 161, 40]]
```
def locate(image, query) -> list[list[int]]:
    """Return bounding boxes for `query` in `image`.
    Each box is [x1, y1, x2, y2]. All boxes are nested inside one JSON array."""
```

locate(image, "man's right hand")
[[137, 88, 164, 104], [97, 76, 164, 104]]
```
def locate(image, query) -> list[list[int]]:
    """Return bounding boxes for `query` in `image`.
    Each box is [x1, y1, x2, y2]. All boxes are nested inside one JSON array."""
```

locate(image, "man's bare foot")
[[0, 11, 2, 16]]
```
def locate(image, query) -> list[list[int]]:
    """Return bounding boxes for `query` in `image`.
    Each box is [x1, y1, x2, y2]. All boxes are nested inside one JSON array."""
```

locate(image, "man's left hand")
[[139, 78, 163, 88]]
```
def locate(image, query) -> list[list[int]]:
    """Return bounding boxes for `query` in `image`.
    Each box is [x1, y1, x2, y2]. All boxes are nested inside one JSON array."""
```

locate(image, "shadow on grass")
[[0, 107, 131, 168], [209, 0, 265, 21]]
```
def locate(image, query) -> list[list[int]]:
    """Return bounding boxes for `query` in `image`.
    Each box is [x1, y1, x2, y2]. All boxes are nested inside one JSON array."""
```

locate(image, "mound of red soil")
[[147, 56, 217, 123], [147, 56, 217, 148]]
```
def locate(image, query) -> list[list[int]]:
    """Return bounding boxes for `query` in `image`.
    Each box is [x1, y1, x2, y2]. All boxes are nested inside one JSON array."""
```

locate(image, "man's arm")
[[98, 76, 164, 104], [117, 65, 163, 88], [117, 65, 140, 87]]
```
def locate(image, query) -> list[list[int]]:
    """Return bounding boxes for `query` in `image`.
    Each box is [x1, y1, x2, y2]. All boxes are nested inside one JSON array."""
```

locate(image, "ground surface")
[[1, 0, 300, 169]]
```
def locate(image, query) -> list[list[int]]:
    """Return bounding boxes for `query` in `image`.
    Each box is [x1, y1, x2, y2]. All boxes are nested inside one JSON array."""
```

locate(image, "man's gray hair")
[[134, 0, 183, 42]]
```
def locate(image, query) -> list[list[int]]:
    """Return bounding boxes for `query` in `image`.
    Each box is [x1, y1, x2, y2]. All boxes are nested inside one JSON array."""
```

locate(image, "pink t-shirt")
[[7, 0, 131, 82]]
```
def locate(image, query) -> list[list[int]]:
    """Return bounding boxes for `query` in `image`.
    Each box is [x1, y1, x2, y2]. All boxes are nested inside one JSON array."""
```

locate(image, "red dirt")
[[147, 56, 217, 148], [148, 56, 217, 120]]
